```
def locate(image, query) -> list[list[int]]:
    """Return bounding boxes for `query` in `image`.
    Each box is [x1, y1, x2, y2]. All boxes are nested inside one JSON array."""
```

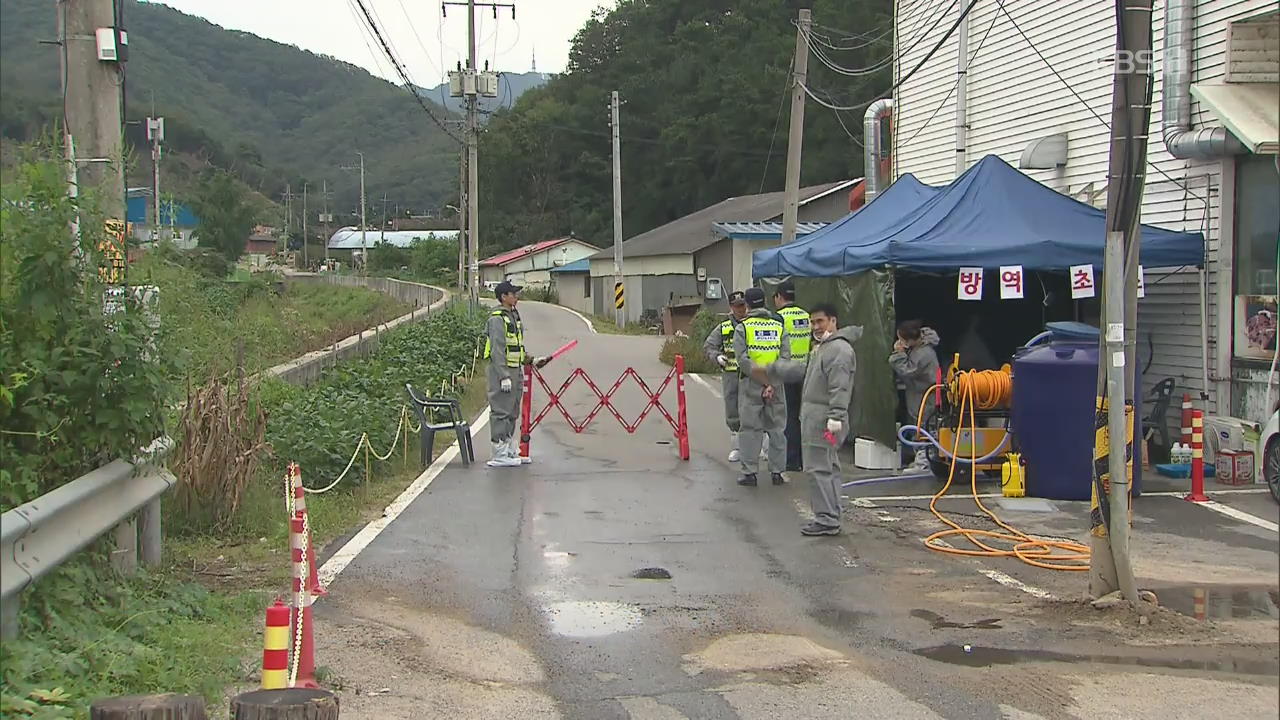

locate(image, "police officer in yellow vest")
[[732, 288, 790, 486], [774, 284, 810, 472], [703, 290, 749, 462], [484, 281, 549, 468]]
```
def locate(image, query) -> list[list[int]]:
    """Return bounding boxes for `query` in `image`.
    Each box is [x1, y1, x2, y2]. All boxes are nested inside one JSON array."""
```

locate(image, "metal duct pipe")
[[864, 98, 894, 202], [1162, 0, 1243, 158]]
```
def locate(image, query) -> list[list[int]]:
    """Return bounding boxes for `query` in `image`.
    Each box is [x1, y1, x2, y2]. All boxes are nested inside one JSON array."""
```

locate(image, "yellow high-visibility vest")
[[777, 305, 811, 361], [483, 309, 525, 368], [719, 320, 738, 372], [743, 316, 783, 366]]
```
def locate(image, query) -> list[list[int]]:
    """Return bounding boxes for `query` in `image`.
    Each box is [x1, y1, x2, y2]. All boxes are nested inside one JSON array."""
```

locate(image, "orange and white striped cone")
[[289, 465, 327, 598], [290, 515, 320, 689], [261, 599, 290, 689], [1186, 410, 1208, 503]]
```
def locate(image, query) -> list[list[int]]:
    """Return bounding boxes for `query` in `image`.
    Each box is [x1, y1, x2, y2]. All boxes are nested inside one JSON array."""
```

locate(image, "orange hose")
[[913, 379, 1090, 572]]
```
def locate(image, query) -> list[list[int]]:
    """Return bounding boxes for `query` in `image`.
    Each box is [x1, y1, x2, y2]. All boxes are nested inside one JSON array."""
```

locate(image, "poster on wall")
[[1235, 295, 1278, 360]]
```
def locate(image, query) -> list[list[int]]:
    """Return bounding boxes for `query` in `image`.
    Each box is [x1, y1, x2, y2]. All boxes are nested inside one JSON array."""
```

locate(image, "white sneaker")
[[728, 448, 741, 462], [728, 432, 740, 462]]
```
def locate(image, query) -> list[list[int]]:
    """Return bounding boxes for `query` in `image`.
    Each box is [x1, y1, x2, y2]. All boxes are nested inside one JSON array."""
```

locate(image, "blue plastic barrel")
[[1012, 323, 1142, 501]]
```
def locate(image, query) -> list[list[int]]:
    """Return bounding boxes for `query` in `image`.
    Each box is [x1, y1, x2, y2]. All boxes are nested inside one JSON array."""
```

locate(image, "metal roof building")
[[327, 227, 460, 250]]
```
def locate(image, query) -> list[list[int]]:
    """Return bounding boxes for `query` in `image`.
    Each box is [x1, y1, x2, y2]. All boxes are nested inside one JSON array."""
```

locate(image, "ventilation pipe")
[[1162, 0, 1243, 158], [863, 98, 894, 203]]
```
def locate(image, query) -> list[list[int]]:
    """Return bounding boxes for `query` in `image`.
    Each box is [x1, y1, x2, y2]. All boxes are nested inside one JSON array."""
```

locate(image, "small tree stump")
[[230, 689, 338, 720], [90, 693, 206, 720]]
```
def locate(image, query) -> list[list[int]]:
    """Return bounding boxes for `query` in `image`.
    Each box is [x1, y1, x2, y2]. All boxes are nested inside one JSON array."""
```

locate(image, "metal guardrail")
[[0, 448, 176, 637]]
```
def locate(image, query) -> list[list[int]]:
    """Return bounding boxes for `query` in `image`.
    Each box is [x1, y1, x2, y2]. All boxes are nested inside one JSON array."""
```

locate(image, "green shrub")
[[0, 152, 175, 509], [657, 308, 723, 374], [523, 284, 558, 304]]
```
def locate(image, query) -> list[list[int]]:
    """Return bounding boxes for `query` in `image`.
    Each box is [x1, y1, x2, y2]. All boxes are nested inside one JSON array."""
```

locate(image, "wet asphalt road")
[[316, 301, 1280, 720]]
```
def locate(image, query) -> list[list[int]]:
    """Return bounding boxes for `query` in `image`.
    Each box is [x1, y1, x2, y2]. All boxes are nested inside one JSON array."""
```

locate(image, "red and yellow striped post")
[[1180, 394, 1193, 445], [1193, 587, 1207, 621], [261, 600, 290, 689], [1186, 410, 1209, 503]]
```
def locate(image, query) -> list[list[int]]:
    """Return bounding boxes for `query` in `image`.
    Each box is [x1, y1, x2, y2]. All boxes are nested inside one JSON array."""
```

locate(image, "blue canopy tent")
[[753, 154, 1205, 279], [753, 174, 941, 278], [751, 155, 1207, 450]]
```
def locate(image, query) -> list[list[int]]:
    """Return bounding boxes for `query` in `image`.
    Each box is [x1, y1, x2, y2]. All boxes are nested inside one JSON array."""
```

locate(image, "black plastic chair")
[[405, 383, 475, 467], [1143, 377, 1176, 451]]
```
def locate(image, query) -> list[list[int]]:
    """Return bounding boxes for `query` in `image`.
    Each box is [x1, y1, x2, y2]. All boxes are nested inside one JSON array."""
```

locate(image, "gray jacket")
[[768, 325, 861, 445], [486, 308, 526, 384], [703, 317, 736, 366], [889, 327, 941, 425]]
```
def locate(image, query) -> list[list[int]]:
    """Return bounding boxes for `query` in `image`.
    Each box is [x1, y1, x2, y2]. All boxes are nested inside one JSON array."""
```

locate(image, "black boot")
[[771, 472, 786, 486], [737, 473, 758, 487]]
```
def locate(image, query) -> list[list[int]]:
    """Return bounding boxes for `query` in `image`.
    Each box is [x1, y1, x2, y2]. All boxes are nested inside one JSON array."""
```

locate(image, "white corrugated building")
[[889, 0, 1278, 423]]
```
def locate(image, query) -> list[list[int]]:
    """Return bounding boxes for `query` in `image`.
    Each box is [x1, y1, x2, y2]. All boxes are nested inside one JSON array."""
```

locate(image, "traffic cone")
[[290, 515, 320, 689], [289, 465, 327, 598], [261, 599, 290, 690]]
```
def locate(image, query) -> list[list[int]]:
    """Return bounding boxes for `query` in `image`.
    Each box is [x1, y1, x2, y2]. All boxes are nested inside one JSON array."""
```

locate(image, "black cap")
[[775, 281, 797, 300], [494, 280, 523, 298], [744, 287, 766, 308], [728, 290, 747, 305]]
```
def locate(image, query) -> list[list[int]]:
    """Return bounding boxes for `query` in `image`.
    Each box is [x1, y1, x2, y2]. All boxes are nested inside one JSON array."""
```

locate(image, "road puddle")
[[543, 601, 642, 638], [1149, 585, 1280, 622], [910, 609, 1003, 630], [914, 644, 1279, 676]]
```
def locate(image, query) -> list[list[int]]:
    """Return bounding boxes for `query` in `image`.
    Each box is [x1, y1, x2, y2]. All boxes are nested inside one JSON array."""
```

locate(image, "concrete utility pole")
[[458, 147, 468, 292], [1090, 0, 1154, 607], [321, 179, 332, 265], [380, 192, 389, 243], [444, 0, 514, 301], [343, 152, 368, 272], [282, 183, 293, 254], [302, 182, 309, 268], [58, 0, 127, 223], [610, 90, 624, 326], [780, 7, 812, 245], [147, 117, 164, 242]]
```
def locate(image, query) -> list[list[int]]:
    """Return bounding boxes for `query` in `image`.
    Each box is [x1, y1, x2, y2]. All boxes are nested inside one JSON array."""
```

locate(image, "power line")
[[899, 6, 1002, 149], [349, 0, 462, 143], [800, 0, 979, 113], [992, 0, 1205, 205], [758, 69, 792, 192]]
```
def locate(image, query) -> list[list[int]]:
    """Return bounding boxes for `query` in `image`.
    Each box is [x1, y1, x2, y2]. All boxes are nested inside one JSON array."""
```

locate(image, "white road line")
[[317, 407, 491, 586], [688, 373, 721, 398], [1195, 500, 1280, 533], [978, 568, 1056, 600]]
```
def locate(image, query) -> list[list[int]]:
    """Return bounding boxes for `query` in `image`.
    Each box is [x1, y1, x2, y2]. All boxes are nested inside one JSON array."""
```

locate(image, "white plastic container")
[[855, 437, 900, 470]]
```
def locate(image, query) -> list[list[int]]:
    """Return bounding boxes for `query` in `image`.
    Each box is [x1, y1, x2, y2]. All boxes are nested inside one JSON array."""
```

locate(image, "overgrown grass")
[[591, 314, 654, 336], [658, 308, 722, 374], [0, 557, 263, 719], [131, 249, 410, 383]]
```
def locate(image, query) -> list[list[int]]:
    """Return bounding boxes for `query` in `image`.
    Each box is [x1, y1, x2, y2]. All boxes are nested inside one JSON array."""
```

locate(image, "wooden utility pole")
[[779, 7, 811, 245], [1090, 0, 1154, 606], [610, 90, 624, 326], [302, 182, 309, 268], [58, 0, 126, 223]]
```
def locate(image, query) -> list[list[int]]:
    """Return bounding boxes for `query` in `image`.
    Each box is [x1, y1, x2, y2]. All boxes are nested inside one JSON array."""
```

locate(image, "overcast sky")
[[152, 0, 613, 85]]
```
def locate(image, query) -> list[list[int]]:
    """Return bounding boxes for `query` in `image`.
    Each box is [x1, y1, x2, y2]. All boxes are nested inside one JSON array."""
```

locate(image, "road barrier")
[[519, 355, 690, 461], [1186, 409, 1208, 503], [261, 600, 291, 690]]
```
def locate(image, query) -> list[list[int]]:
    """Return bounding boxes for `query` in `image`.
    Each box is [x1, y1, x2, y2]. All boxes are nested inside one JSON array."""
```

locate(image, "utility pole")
[[780, 7, 811, 245], [302, 182, 309, 268], [282, 184, 292, 254], [610, 90, 624, 326], [458, 146, 468, 292], [321, 179, 332, 265], [342, 152, 369, 272], [380, 192, 389, 242], [147, 116, 164, 242], [58, 0, 127, 225], [444, 0, 514, 301], [1090, 0, 1154, 608]]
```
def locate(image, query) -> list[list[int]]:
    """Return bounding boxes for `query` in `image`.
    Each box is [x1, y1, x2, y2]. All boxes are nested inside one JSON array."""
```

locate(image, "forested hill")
[[0, 0, 459, 213], [477, 0, 893, 254]]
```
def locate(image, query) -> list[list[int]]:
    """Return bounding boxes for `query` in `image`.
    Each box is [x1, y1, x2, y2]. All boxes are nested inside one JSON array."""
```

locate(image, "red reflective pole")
[[675, 354, 690, 460], [520, 364, 533, 460]]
